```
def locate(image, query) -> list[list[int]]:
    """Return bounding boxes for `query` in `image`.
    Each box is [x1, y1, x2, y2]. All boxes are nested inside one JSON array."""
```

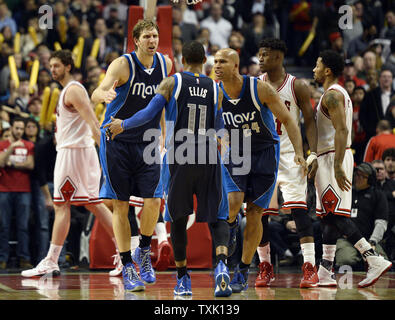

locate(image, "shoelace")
[[260, 265, 271, 280], [303, 265, 316, 280], [112, 254, 121, 267], [126, 265, 140, 281], [140, 250, 153, 273]]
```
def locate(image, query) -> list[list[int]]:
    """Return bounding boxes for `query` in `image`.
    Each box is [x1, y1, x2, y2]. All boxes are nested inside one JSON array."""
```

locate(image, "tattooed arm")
[[322, 89, 352, 192]]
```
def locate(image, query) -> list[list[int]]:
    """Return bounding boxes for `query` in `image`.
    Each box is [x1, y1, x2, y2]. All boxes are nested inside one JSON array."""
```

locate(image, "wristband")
[[306, 153, 317, 166]]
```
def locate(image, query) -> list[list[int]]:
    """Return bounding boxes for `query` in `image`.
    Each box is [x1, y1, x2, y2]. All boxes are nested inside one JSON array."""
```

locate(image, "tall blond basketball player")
[[22, 50, 119, 278], [257, 38, 319, 288], [313, 50, 391, 288]]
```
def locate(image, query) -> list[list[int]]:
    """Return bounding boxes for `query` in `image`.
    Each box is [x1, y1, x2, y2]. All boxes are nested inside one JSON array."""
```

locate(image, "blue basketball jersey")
[[220, 75, 279, 151], [101, 51, 167, 143], [164, 71, 220, 153]]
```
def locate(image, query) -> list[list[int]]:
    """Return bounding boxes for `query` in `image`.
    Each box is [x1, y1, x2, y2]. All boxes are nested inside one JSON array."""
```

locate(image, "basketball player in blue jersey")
[[91, 19, 172, 292], [105, 40, 232, 297], [213, 48, 307, 293]]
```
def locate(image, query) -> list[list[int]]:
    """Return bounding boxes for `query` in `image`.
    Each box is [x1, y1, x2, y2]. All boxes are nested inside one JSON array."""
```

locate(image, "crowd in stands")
[[0, 0, 395, 270]]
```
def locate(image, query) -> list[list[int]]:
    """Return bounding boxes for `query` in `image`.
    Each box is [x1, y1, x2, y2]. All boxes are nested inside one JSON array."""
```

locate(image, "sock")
[[177, 266, 187, 279], [257, 243, 271, 263], [155, 222, 168, 244], [130, 236, 140, 255], [139, 234, 152, 249], [216, 254, 227, 266], [239, 261, 250, 270], [322, 244, 336, 271], [354, 238, 372, 254], [47, 244, 63, 263], [120, 251, 132, 265], [301, 242, 315, 266]]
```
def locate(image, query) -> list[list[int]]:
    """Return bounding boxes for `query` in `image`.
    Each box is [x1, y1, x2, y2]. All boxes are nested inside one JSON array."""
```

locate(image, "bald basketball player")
[[214, 48, 307, 292]]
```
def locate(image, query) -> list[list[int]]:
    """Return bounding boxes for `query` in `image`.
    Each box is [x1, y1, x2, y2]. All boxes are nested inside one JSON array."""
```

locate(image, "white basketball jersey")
[[55, 80, 94, 150], [316, 83, 353, 154], [259, 73, 300, 154]]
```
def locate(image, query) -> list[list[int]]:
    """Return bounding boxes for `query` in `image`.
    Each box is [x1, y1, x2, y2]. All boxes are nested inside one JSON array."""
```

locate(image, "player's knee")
[[143, 198, 161, 211], [228, 192, 244, 216], [291, 208, 313, 238]]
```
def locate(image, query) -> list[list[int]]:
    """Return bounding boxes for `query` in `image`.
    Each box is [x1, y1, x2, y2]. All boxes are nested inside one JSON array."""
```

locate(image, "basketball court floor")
[[0, 268, 394, 301]]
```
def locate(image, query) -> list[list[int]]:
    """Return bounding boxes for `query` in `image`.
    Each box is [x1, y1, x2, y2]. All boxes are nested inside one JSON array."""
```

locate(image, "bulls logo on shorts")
[[60, 177, 77, 201], [321, 185, 340, 216]]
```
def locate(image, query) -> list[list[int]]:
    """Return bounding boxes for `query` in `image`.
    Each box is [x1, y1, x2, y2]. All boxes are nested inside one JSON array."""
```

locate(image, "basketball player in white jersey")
[[22, 50, 119, 278], [313, 50, 391, 288], [256, 38, 320, 288]]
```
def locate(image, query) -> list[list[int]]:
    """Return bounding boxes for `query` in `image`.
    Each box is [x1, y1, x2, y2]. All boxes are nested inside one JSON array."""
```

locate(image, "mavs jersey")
[[162, 71, 228, 223], [164, 71, 219, 156], [101, 51, 167, 143], [220, 75, 279, 152]]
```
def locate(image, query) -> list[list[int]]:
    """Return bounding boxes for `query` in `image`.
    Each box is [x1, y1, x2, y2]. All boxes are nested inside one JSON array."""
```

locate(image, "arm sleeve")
[[370, 219, 388, 244], [122, 93, 167, 130]]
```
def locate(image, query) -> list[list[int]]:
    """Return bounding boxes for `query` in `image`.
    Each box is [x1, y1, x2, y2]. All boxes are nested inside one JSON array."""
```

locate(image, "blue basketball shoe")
[[174, 274, 192, 296], [230, 265, 249, 293], [132, 246, 156, 284], [214, 260, 232, 297], [122, 263, 145, 292]]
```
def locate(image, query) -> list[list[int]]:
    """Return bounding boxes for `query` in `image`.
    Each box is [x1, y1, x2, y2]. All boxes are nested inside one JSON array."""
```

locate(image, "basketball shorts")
[[315, 148, 354, 217], [223, 144, 279, 209], [162, 151, 228, 223], [53, 146, 102, 205], [264, 151, 308, 215], [99, 131, 163, 201]]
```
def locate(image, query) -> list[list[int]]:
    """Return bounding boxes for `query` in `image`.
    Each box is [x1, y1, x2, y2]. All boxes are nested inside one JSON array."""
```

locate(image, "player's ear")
[[203, 56, 207, 64]]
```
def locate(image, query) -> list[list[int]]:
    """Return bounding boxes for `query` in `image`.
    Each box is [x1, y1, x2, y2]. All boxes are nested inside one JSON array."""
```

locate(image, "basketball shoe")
[[155, 241, 171, 272], [230, 266, 248, 293], [300, 262, 319, 288], [132, 246, 156, 284], [174, 274, 192, 296], [214, 260, 232, 297], [21, 258, 60, 278], [317, 264, 337, 287], [122, 262, 145, 292], [255, 261, 275, 287], [228, 213, 241, 257], [109, 251, 123, 277], [358, 255, 392, 288]]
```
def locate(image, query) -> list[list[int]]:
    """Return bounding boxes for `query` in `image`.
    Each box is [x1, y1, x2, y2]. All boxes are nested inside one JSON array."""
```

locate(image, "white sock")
[[257, 243, 271, 263], [354, 238, 372, 254], [130, 236, 140, 255], [46, 244, 63, 263], [284, 249, 293, 258], [155, 222, 168, 244], [301, 243, 315, 266]]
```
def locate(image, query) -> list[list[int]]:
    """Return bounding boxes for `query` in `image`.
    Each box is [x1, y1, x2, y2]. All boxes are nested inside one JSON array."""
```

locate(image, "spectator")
[[382, 147, 395, 180], [342, 1, 364, 53], [359, 50, 378, 81], [329, 31, 345, 59], [360, 69, 395, 141], [364, 120, 395, 162], [196, 27, 211, 54], [8, 76, 31, 114], [172, 37, 183, 73], [344, 79, 356, 97], [103, 0, 128, 23], [380, 9, 395, 40], [0, 1, 17, 36], [1, 128, 10, 141], [0, 52, 28, 96], [347, 19, 378, 59], [351, 86, 367, 165], [200, 3, 233, 49], [335, 163, 389, 268], [0, 117, 34, 269], [172, 6, 197, 43], [372, 159, 395, 262], [338, 59, 366, 88], [382, 39, 395, 82], [93, 18, 119, 66], [27, 97, 41, 123]]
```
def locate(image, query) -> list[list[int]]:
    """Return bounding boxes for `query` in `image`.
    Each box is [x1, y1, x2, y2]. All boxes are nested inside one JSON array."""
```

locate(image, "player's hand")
[[294, 153, 308, 176], [104, 80, 118, 104], [103, 116, 124, 140], [307, 158, 318, 180], [334, 165, 352, 192]]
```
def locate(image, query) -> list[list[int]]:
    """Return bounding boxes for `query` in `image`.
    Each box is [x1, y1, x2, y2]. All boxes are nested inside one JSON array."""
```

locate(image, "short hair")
[[11, 116, 26, 126], [319, 50, 344, 78], [382, 147, 395, 161], [372, 159, 384, 166], [377, 119, 391, 131], [353, 86, 366, 94], [182, 41, 206, 64], [259, 38, 287, 54], [50, 50, 74, 72], [132, 19, 159, 40]]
